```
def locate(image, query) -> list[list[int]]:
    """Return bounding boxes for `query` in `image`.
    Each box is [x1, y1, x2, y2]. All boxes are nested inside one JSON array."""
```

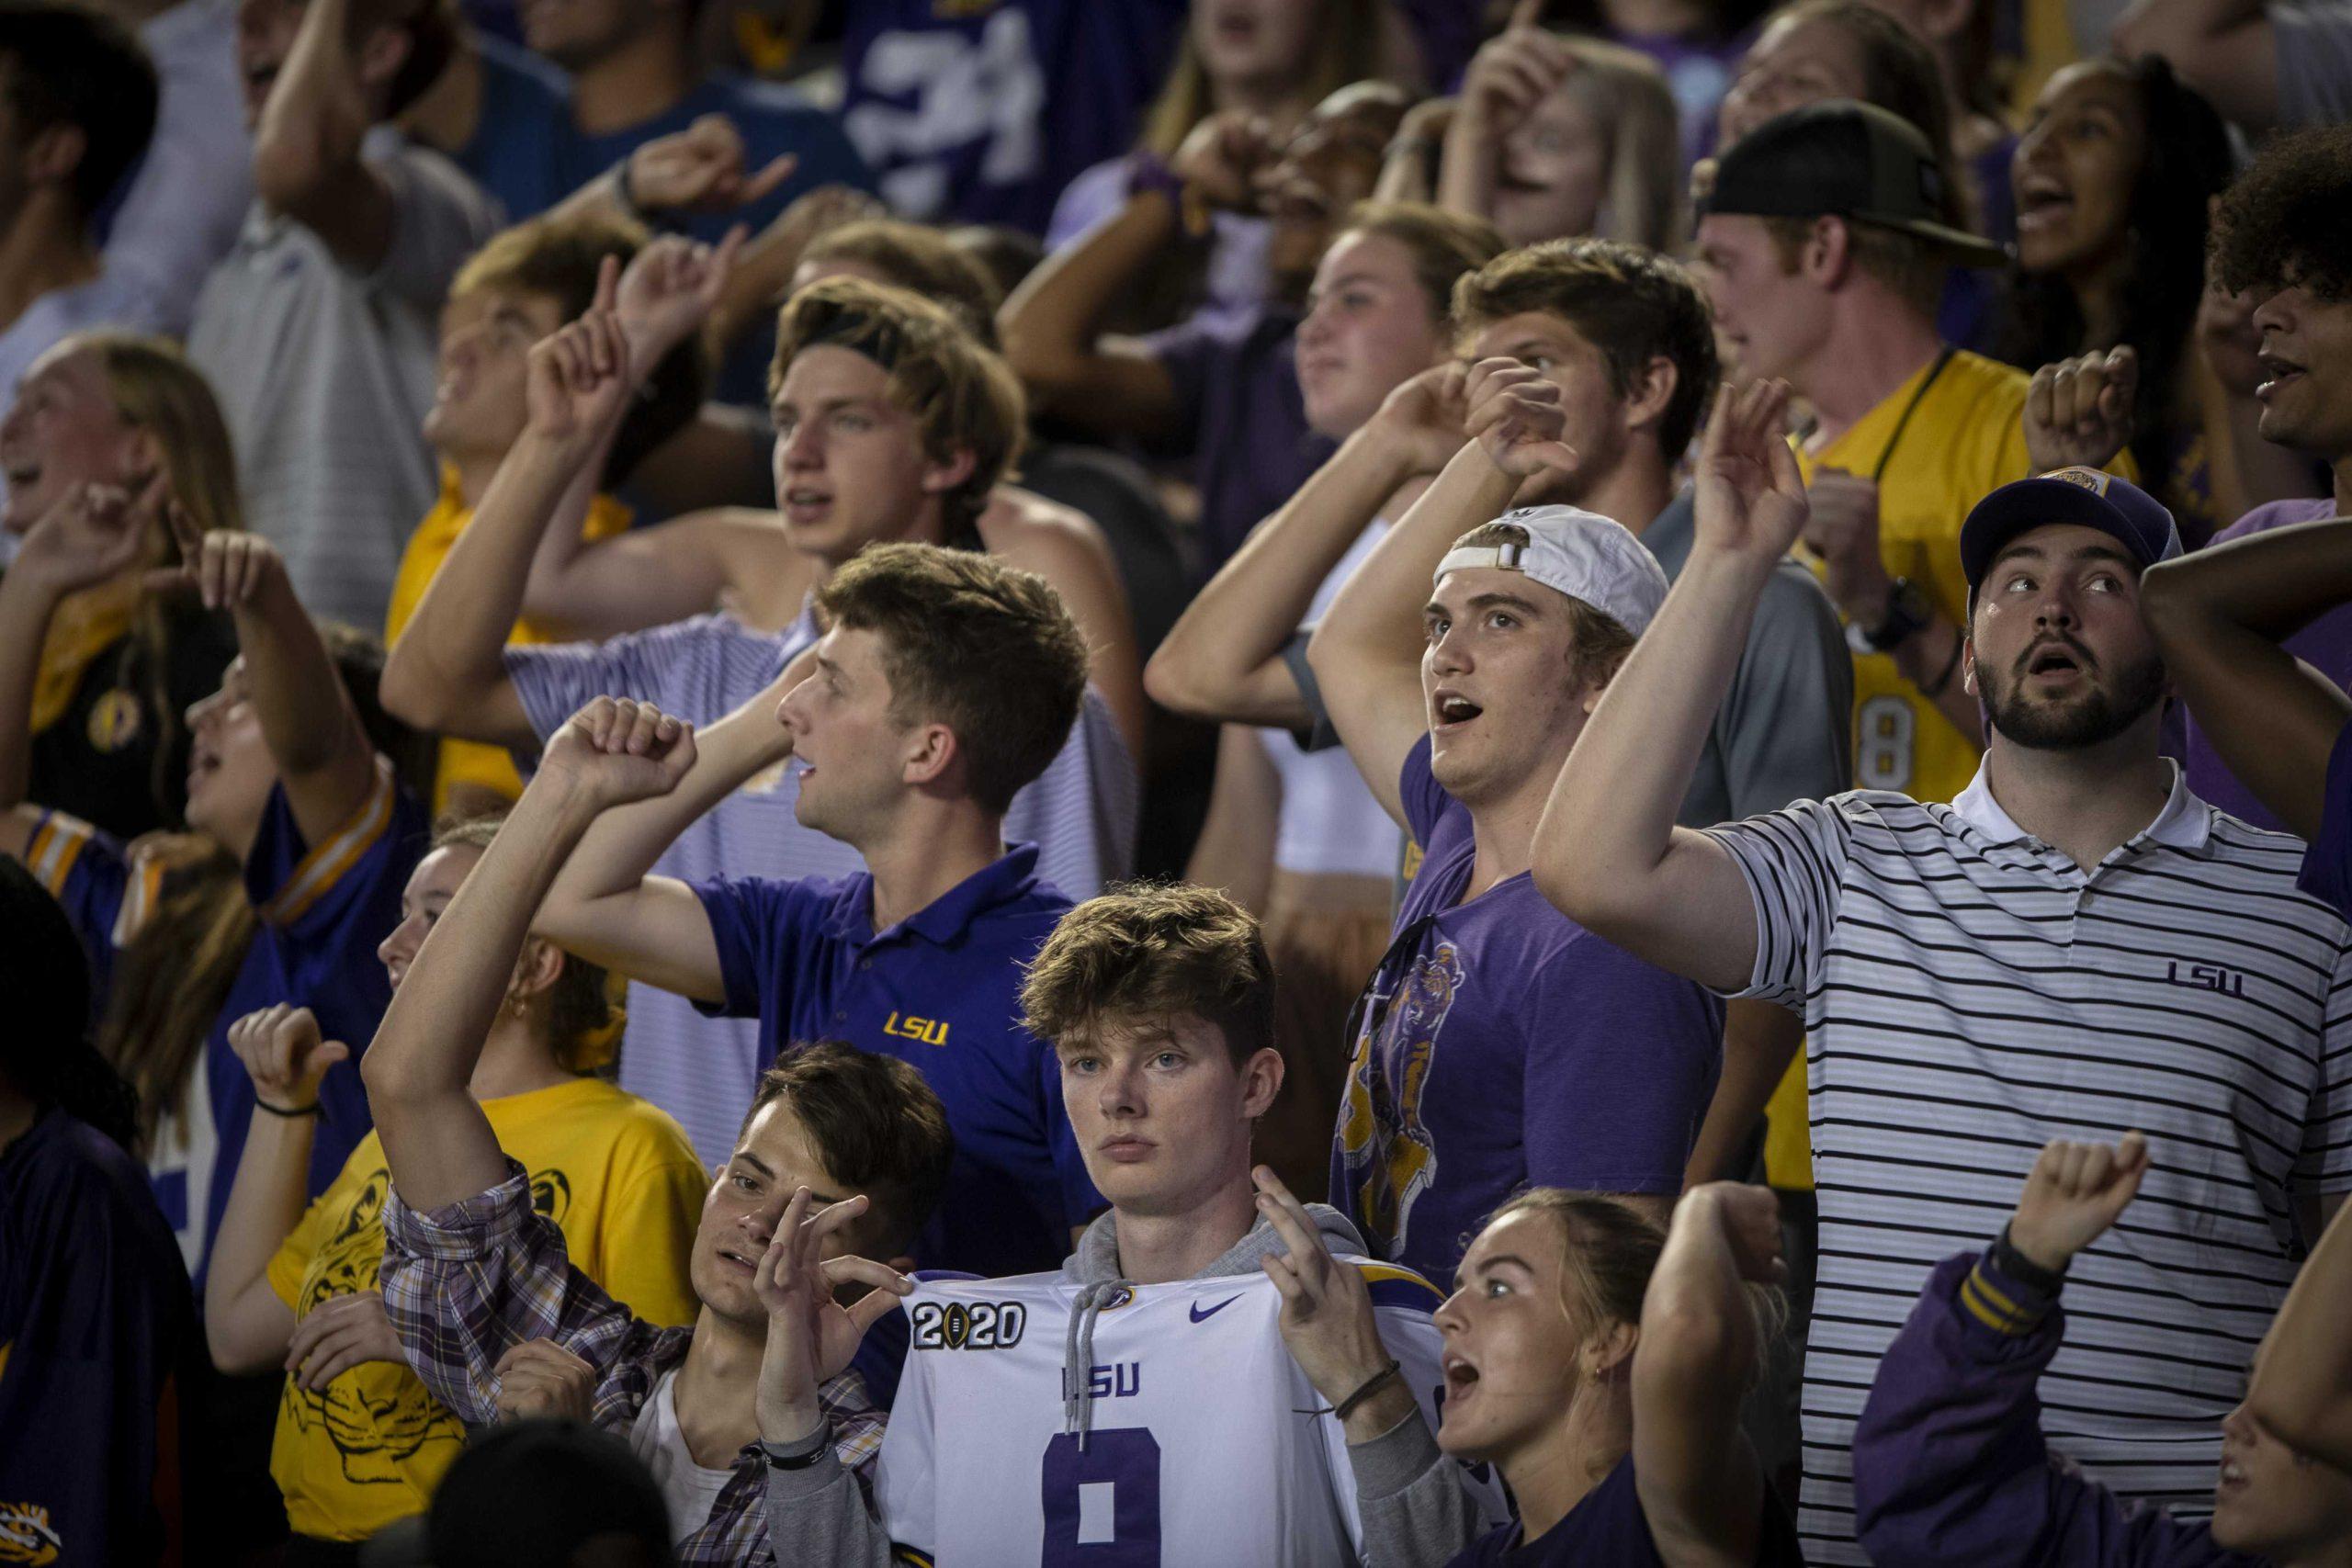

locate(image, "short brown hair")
[[1454, 239, 1719, 457], [451, 214, 708, 486], [1447, 520, 1642, 686], [1020, 884, 1276, 1069], [1335, 202, 1505, 325], [429, 812, 618, 1072], [1761, 213, 1946, 320], [741, 1041, 956, 1256], [802, 219, 1004, 346], [772, 277, 1026, 536], [813, 541, 1088, 813]]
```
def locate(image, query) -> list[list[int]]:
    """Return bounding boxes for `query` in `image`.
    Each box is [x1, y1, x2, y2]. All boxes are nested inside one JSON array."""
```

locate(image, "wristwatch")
[[1848, 576, 1931, 655]]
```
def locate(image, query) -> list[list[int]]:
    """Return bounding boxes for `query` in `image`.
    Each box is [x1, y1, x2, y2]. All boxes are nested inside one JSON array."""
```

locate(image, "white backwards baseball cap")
[[1432, 504, 1671, 637]]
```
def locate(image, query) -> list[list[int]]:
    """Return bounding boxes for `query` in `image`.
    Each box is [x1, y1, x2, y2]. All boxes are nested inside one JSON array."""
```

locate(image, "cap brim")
[[1857, 211, 2008, 268], [1961, 478, 2134, 589]]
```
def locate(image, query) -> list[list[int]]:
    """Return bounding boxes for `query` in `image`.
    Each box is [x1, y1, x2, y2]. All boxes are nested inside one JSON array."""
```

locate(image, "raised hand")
[[1457, 11, 1579, 143], [11, 481, 154, 596], [1253, 1166, 1394, 1405], [1171, 110, 1279, 211], [2025, 346, 2138, 474], [146, 502, 285, 612], [1694, 378, 1810, 565], [286, 1290, 403, 1391], [623, 114, 797, 216], [525, 258, 633, 447], [538, 696, 698, 810], [1687, 1181, 1788, 1285], [2007, 1131, 2150, 1273], [1463, 355, 1579, 480], [615, 229, 746, 365], [493, 1338, 598, 1423], [1367, 361, 1472, 477], [226, 1002, 349, 1112], [752, 1186, 914, 1442]]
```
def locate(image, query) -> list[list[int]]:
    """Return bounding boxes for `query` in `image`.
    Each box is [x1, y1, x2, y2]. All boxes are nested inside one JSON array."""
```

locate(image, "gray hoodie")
[[760, 1206, 1487, 1566]]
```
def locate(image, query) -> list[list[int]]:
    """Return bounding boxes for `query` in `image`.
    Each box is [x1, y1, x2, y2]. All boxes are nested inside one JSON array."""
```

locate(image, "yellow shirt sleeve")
[[591, 1129, 707, 1328]]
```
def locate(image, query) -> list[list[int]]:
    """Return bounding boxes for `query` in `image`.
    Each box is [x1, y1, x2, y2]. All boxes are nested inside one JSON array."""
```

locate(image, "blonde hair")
[[1140, 0, 1392, 156], [771, 277, 1026, 536], [1336, 201, 1506, 326], [430, 813, 620, 1073], [1556, 38, 1686, 253]]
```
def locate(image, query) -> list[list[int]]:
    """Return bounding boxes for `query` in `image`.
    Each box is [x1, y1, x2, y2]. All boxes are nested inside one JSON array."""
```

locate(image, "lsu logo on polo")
[[884, 1011, 949, 1046]]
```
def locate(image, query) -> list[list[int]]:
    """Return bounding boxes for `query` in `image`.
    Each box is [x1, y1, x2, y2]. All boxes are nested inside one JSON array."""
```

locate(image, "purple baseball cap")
[[1959, 467, 2183, 607]]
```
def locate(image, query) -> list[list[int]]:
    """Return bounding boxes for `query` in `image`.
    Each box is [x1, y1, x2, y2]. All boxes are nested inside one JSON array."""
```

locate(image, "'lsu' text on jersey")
[[874, 1264, 1505, 1565]]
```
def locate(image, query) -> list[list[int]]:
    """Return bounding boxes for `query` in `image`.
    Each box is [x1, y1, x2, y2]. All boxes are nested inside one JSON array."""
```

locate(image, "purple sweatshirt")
[[1853, 1250, 2257, 1568]]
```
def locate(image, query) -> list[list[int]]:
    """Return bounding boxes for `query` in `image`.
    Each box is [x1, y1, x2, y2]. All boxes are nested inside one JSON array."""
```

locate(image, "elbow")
[[379, 641, 458, 735], [1142, 642, 1210, 718], [997, 322, 1084, 413], [2245, 1379, 2331, 1457], [203, 1307, 284, 1378], [249, 131, 333, 217]]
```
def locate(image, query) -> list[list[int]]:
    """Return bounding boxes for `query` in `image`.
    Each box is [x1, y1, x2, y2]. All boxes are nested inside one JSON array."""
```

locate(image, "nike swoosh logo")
[[1190, 1293, 1243, 1323]]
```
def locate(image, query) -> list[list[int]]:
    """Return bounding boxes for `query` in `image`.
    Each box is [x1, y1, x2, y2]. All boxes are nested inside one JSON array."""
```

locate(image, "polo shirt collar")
[[1951, 757, 2211, 853], [826, 842, 1044, 946]]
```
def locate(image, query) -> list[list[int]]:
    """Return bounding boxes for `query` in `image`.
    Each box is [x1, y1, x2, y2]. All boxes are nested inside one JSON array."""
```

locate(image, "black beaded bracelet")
[[254, 1098, 322, 1119], [1331, 1359, 1403, 1422]]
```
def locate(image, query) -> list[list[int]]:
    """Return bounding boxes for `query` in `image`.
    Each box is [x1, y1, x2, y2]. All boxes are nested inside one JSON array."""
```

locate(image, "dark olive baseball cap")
[[1699, 101, 2008, 269]]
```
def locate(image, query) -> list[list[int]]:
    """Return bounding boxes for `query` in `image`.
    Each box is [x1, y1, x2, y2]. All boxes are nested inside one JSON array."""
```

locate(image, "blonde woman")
[[0, 333, 242, 838], [1434, 28, 1686, 252]]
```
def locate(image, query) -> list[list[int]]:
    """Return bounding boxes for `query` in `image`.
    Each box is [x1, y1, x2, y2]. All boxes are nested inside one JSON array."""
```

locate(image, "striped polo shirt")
[[1705, 761, 2352, 1564], [507, 607, 1137, 1165]]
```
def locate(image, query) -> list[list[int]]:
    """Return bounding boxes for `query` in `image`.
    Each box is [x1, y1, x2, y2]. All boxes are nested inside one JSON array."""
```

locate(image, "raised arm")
[[1633, 1182, 1782, 1565], [250, 0, 395, 268], [204, 1004, 350, 1373], [0, 485, 155, 812], [1148, 366, 1462, 730], [381, 266, 636, 750], [154, 525, 377, 849], [997, 116, 1274, 442], [531, 663, 808, 1000], [1309, 359, 1567, 825], [1852, 1135, 2178, 1568], [362, 699, 697, 1213], [1533, 382, 1808, 993], [2139, 514, 2352, 840]]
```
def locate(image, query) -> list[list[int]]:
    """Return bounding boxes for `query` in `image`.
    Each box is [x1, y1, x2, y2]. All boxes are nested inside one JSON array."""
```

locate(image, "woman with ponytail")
[[0, 859, 194, 1566]]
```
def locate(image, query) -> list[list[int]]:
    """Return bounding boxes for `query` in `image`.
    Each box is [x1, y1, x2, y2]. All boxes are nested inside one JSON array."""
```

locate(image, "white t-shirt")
[[1267, 520, 1404, 881], [874, 1264, 1504, 1564], [629, 1370, 736, 1543]]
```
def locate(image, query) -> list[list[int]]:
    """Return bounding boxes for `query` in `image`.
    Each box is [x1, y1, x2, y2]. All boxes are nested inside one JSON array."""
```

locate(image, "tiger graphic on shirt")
[[280, 1162, 570, 1483], [1335, 938, 1465, 1258]]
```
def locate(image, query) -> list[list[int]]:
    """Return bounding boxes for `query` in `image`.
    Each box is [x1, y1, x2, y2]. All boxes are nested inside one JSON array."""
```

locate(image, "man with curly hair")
[[2176, 125, 2352, 830]]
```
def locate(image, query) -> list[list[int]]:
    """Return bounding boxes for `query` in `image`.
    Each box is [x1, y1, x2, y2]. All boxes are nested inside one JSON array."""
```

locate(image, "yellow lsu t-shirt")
[[265, 1076, 707, 1541], [385, 469, 633, 812]]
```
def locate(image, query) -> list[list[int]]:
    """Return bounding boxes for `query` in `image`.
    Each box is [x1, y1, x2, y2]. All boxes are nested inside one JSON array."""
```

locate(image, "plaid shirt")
[[380, 1159, 886, 1565]]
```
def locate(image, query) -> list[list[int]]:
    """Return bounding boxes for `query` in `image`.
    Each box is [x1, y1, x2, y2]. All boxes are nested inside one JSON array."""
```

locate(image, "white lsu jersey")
[[874, 1263, 1505, 1566]]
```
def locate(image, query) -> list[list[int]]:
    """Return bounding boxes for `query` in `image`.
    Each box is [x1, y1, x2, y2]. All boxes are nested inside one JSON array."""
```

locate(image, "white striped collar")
[[1951, 757, 2211, 853]]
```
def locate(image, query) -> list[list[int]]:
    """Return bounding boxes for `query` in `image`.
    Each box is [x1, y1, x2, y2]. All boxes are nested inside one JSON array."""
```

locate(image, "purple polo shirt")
[[1140, 306, 1335, 575], [1328, 737, 1724, 1284], [691, 842, 1102, 1277], [2184, 498, 2346, 829]]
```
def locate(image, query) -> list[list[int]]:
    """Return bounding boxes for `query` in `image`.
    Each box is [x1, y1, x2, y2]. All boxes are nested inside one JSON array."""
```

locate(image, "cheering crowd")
[[4, 0, 2352, 1562]]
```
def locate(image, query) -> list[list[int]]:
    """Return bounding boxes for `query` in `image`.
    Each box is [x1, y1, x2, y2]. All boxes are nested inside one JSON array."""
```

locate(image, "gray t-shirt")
[[187, 129, 500, 630]]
